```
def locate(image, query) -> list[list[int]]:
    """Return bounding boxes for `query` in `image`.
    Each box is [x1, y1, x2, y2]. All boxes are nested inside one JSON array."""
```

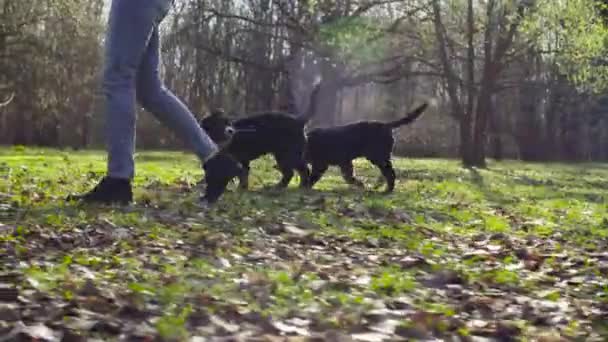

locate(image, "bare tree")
[[1, 0, 607, 162], [431, 0, 536, 167]]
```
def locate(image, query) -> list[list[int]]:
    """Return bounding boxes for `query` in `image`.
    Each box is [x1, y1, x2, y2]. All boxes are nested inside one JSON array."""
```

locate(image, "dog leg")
[[238, 161, 250, 190], [369, 158, 396, 193], [202, 177, 230, 204], [309, 163, 328, 188], [202, 154, 242, 203], [295, 160, 311, 188], [339, 162, 364, 188], [275, 161, 294, 188]]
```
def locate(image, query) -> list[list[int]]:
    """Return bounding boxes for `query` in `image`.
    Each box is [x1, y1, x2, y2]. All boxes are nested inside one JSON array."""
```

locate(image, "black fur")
[[304, 103, 429, 193], [200, 153, 243, 204], [200, 83, 321, 190]]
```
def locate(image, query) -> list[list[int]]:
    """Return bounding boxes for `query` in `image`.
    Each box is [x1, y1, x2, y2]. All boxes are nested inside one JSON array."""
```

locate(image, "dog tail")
[[386, 103, 429, 129], [297, 81, 322, 124]]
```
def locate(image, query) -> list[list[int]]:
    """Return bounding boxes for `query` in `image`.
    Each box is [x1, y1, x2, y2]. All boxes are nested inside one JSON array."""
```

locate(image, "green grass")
[[1, 146, 608, 340]]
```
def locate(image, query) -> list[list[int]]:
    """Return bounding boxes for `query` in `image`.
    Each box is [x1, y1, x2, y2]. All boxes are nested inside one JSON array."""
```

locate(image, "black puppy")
[[304, 103, 429, 193], [200, 152, 243, 204], [200, 83, 321, 190], [186, 124, 243, 205]]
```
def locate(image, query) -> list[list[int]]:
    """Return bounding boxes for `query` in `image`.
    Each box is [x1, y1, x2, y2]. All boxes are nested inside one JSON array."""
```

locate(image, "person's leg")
[[67, 0, 172, 204], [105, 0, 174, 179], [136, 28, 218, 165]]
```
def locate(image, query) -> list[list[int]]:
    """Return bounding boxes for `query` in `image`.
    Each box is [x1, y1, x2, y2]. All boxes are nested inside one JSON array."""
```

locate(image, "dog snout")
[[225, 126, 236, 136]]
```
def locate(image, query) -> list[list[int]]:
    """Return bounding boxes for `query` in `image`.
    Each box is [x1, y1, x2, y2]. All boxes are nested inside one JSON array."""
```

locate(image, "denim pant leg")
[[136, 28, 218, 166], [103, 0, 217, 180], [103, 0, 169, 179]]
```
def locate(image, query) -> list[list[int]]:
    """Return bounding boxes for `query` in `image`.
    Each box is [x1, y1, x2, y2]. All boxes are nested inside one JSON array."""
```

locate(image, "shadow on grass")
[[464, 165, 608, 206], [465, 167, 484, 187]]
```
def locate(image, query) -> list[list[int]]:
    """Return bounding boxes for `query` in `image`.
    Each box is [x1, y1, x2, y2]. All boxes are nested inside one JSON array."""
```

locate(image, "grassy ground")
[[1, 146, 608, 341]]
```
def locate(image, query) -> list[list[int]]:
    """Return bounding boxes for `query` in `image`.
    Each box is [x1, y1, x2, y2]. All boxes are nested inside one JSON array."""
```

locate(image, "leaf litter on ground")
[[1, 148, 608, 340]]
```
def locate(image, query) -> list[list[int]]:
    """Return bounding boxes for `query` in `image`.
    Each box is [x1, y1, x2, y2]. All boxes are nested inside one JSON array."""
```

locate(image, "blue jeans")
[[103, 0, 218, 179]]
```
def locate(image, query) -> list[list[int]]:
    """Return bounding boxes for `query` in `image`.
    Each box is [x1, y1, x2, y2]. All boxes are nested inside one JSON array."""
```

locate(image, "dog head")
[[201, 153, 242, 205], [199, 108, 235, 145]]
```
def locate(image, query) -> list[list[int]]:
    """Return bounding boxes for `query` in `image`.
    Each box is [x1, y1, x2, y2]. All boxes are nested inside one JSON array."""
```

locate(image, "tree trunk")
[[468, 85, 493, 167], [488, 96, 503, 161], [461, 0, 478, 167], [460, 113, 474, 165], [543, 77, 568, 160], [467, 0, 499, 168], [431, 0, 469, 165]]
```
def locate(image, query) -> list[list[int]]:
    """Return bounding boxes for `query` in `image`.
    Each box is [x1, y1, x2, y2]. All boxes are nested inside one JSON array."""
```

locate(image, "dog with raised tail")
[[304, 101, 432, 193], [199, 82, 321, 191]]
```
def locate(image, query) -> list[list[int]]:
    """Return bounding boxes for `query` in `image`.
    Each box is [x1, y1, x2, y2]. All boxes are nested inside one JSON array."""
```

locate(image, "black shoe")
[[66, 177, 133, 205]]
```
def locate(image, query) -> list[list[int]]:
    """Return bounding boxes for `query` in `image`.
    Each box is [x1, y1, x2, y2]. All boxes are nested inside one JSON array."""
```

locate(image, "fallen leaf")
[[486, 244, 502, 253], [351, 332, 391, 342], [190, 337, 208, 342], [283, 223, 312, 238], [210, 315, 240, 334], [64, 316, 98, 331], [111, 228, 131, 240], [398, 255, 429, 269], [370, 319, 400, 335], [354, 275, 372, 286], [273, 320, 310, 336], [7, 322, 60, 342]]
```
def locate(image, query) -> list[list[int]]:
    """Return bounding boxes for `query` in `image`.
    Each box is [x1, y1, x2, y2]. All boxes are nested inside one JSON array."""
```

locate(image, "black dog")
[[188, 124, 243, 205], [200, 152, 243, 204], [200, 83, 321, 190], [304, 103, 429, 193]]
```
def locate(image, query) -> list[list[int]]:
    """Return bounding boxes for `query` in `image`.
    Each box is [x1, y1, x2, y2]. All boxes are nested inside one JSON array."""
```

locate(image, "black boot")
[[66, 177, 133, 205]]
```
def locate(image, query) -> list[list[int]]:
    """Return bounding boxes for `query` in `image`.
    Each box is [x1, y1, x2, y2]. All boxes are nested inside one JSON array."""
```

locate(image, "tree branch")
[[431, 0, 465, 119]]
